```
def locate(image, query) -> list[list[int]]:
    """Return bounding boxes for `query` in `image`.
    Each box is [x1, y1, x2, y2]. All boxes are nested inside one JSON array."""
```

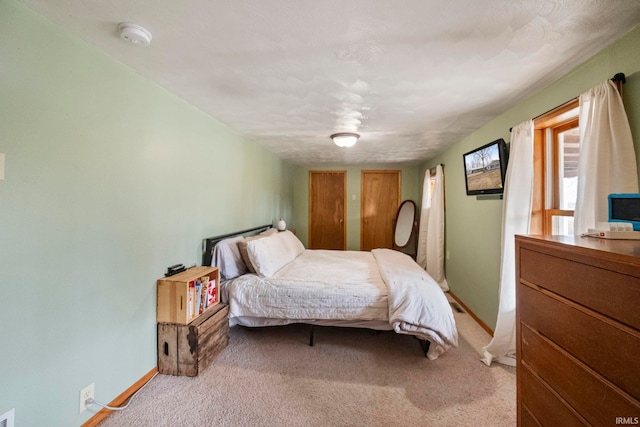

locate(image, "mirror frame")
[[393, 199, 417, 248]]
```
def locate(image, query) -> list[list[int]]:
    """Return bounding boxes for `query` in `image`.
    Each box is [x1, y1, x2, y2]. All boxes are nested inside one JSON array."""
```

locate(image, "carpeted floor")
[[99, 303, 515, 427]]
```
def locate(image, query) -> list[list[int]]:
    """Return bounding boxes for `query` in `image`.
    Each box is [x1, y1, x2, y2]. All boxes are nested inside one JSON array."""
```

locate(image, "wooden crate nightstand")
[[157, 302, 229, 376], [156, 266, 229, 376], [156, 266, 220, 325]]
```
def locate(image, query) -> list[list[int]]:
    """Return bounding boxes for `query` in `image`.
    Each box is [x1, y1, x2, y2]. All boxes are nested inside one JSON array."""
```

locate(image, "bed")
[[202, 225, 458, 359]]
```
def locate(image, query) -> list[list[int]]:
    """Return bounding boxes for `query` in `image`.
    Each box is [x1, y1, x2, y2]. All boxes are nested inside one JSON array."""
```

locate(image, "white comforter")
[[226, 249, 458, 359], [372, 248, 458, 359], [227, 250, 388, 321]]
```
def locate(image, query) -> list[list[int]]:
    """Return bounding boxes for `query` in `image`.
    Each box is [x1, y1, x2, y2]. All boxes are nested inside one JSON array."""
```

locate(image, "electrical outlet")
[[79, 383, 94, 413]]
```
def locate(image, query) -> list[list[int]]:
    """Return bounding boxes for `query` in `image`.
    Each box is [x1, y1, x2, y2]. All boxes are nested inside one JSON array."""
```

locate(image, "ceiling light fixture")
[[117, 23, 152, 46], [331, 132, 360, 148]]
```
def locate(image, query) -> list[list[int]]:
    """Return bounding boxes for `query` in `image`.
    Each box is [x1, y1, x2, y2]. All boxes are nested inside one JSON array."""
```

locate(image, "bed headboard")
[[202, 224, 272, 267]]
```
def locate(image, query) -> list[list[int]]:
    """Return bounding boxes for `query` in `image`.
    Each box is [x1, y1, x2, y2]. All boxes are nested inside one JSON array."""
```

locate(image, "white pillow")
[[212, 236, 248, 280], [247, 230, 305, 277], [237, 228, 279, 273], [279, 230, 305, 256]]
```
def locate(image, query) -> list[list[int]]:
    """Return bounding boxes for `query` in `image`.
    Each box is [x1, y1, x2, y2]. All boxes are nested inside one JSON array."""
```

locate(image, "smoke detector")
[[117, 23, 152, 46]]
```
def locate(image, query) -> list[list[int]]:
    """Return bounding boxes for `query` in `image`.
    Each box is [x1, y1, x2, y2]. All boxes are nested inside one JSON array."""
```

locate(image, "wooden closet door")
[[309, 171, 346, 250], [361, 170, 400, 251]]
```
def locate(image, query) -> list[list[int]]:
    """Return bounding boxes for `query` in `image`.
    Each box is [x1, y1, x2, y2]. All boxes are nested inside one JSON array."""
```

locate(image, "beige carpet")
[[99, 305, 515, 427]]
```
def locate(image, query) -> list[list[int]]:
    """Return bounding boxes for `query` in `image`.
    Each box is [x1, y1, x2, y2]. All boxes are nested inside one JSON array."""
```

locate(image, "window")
[[532, 99, 580, 235]]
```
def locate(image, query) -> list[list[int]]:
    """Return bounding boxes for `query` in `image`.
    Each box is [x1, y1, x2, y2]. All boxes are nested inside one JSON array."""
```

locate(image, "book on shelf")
[[199, 276, 209, 314], [186, 274, 219, 321], [187, 280, 196, 320], [195, 280, 202, 317], [207, 277, 217, 307]]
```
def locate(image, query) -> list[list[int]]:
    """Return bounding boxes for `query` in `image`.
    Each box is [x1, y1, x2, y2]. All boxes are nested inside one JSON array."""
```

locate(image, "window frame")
[[532, 99, 579, 235]]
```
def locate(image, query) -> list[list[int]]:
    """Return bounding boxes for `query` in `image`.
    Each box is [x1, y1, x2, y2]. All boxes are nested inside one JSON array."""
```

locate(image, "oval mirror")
[[394, 200, 416, 247]]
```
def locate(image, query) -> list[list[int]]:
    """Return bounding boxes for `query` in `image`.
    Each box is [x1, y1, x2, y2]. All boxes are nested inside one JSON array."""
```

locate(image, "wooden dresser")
[[515, 235, 640, 426]]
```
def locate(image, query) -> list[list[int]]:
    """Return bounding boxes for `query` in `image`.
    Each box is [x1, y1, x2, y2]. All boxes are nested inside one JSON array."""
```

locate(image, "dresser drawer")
[[521, 323, 640, 424], [519, 284, 640, 401], [520, 407, 541, 427], [520, 365, 585, 426], [519, 247, 640, 330]]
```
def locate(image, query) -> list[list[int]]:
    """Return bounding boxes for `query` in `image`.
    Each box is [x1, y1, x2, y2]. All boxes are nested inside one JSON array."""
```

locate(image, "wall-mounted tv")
[[463, 138, 508, 196]]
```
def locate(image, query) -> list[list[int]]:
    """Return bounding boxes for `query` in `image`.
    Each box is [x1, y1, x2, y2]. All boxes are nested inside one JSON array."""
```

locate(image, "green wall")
[[292, 164, 421, 250], [423, 24, 640, 331], [0, 1, 293, 426]]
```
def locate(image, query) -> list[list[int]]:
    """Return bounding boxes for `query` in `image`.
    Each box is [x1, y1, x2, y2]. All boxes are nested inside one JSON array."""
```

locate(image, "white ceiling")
[[20, 0, 640, 165]]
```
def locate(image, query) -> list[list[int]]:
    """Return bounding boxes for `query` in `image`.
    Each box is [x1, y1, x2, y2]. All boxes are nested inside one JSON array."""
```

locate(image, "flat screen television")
[[463, 138, 508, 196]]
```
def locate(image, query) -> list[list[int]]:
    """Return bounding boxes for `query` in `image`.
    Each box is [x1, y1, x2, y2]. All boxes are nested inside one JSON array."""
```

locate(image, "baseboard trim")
[[81, 367, 158, 427], [447, 291, 494, 337]]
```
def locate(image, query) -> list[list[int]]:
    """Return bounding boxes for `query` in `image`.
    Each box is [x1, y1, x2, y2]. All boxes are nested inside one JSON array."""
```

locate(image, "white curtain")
[[427, 165, 448, 290], [416, 164, 448, 291], [416, 169, 431, 269], [481, 120, 534, 367], [574, 80, 639, 235]]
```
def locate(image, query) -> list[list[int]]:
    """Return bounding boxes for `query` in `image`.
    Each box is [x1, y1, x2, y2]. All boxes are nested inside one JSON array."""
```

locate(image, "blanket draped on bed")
[[226, 249, 458, 359], [372, 248, 458, 359]]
